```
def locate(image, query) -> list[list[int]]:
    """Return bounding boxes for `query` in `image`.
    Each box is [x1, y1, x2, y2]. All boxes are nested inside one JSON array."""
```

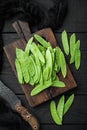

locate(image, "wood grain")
[[4, 22, 77, 107]]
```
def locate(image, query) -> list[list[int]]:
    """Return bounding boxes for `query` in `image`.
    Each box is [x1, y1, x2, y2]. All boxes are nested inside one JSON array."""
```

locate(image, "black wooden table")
[[0, 0, 87, 129]]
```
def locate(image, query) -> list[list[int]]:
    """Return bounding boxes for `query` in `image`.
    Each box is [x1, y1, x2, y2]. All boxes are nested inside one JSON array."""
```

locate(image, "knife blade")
[[0, 81, 39, 130]]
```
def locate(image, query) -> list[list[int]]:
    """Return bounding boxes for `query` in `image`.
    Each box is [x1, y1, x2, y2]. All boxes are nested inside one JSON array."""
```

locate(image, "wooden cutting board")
[[4, 21, 77, 107]]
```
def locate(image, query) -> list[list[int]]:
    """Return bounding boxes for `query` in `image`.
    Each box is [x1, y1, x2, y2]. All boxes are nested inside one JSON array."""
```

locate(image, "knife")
[[0, 81, 39, 130]]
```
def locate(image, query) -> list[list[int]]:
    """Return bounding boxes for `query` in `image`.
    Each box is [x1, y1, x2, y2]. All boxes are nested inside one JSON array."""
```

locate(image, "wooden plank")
[[18, 95, 87, 124], [2, 0, 87, 33], [4, 28, 77, 107], [0, 125, 87, 130], [41, 125, 87, 130]]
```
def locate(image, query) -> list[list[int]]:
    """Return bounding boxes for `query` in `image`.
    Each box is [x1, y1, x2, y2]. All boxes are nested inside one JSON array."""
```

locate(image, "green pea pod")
[[52, 80, 65, 87], [75, 49, 81, 70], [16, 49, 30, 83], [70, 33, 76, 57], [25, 37, 33, 54], [43, 67, 51, 81], [50, 101, 62, 125], [29, 55, 38, 84], [70, 39, 80, 64], [43, 48, 53, 80], [54, 47, 61, 72], [15, 59, 23, 84], [34, 55, 41, 82], [52, 71, 57, 80], [37, 44, 46, 52], [19, 60, 30, 83], [31, 80, 52, 96], [16, 48, 25, 60], [30, 42, 45, 63], [57, 95, 65, 122], [63, 94, 74, 115], [34, 34, 51, 48], [75, 40, 80, 50], [27, 56, 35, 77], [60, 50, 67, 78], [62, 30, 69, 55]]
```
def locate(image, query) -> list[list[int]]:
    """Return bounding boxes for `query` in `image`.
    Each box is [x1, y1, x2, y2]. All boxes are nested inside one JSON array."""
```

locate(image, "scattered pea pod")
[[62, 30, 69, 55], [34, 34, 51, 48], [50, 94, 75, 125], [15, 59, 23, 84], [50, 101, 62, 125], [57, 95, 65, 122], [63, 94, 74, 115]]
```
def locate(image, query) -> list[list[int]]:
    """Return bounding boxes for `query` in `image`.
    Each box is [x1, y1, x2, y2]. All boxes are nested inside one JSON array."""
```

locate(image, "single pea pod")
[[70, 33, 76, 64], [15, 59, 23, 84], [30, 42, 45, 63], [75, 40, 80, 49], [63, 94, 74, 115], [57, 95, 65, 122], [75, 49, 81, 70], [43, 48, 53, 81], [29, 55, 38, 84], [31, 80, 52, 96], [52, 80, 65, 88], [50, 101, 62, 125], [34, 34, 51, 48], [25, 37, 33, 54], [16, 49, 30, 83], [62, 30, 69, 55], [16, 48, 25, 60], [54, 47, 61, 72], [34, 55, 41, 83], [59, 50, 67, 78], [37, 44, 46, 52]]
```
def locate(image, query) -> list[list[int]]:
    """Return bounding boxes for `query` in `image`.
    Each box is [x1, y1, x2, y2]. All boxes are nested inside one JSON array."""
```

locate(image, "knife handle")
[[15, 102, 39, 130]]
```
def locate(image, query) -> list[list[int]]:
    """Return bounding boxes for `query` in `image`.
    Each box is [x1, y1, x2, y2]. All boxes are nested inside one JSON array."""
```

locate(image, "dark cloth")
[[0, 0, 67, 129]]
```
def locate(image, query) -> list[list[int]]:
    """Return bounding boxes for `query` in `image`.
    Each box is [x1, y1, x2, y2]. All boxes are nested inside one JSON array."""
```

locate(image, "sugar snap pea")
[[57, 95, 65, 122], [29, 55, 38, 84], [43, 48, 53, 80], [15, 59, 23, 84], [31, 80, 52, 96], [16, 49, 30, 83], [70, 34, 76, 64], [52, 80, 65, 87], [75, 49, 81, 70], [34, 34, 51, 48], [54, 47, 61, 72], [60, 50, 67, 78], [62, 30, 69, 55], [63, 94, 74, 115], [30, 42, 45, 63], [50, 101, 62, 125], [25, 37, 33, 54]]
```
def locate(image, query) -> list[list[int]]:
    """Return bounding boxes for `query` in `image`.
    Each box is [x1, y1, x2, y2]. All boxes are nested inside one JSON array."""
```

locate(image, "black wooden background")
[[0, 0, 87, 129]]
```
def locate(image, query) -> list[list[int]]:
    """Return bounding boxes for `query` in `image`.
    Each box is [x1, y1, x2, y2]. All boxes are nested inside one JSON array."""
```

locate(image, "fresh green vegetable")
[[62, 30, 69, 55], [25, 37, 33, 54], [50, 101, 62, 125], [52, 80, 65, 87], [63, 94, 74, 115], [70, 33, 76, 64], [59, 50, 67, 78], [57, 95, 65, 122], [31, 80, 52, 96], [75, 49, 81, 70], [15, 59, 23, 84], [34, 34, 51, 48], [30, 42, 45, 63], [50, 94, 75, 126]]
